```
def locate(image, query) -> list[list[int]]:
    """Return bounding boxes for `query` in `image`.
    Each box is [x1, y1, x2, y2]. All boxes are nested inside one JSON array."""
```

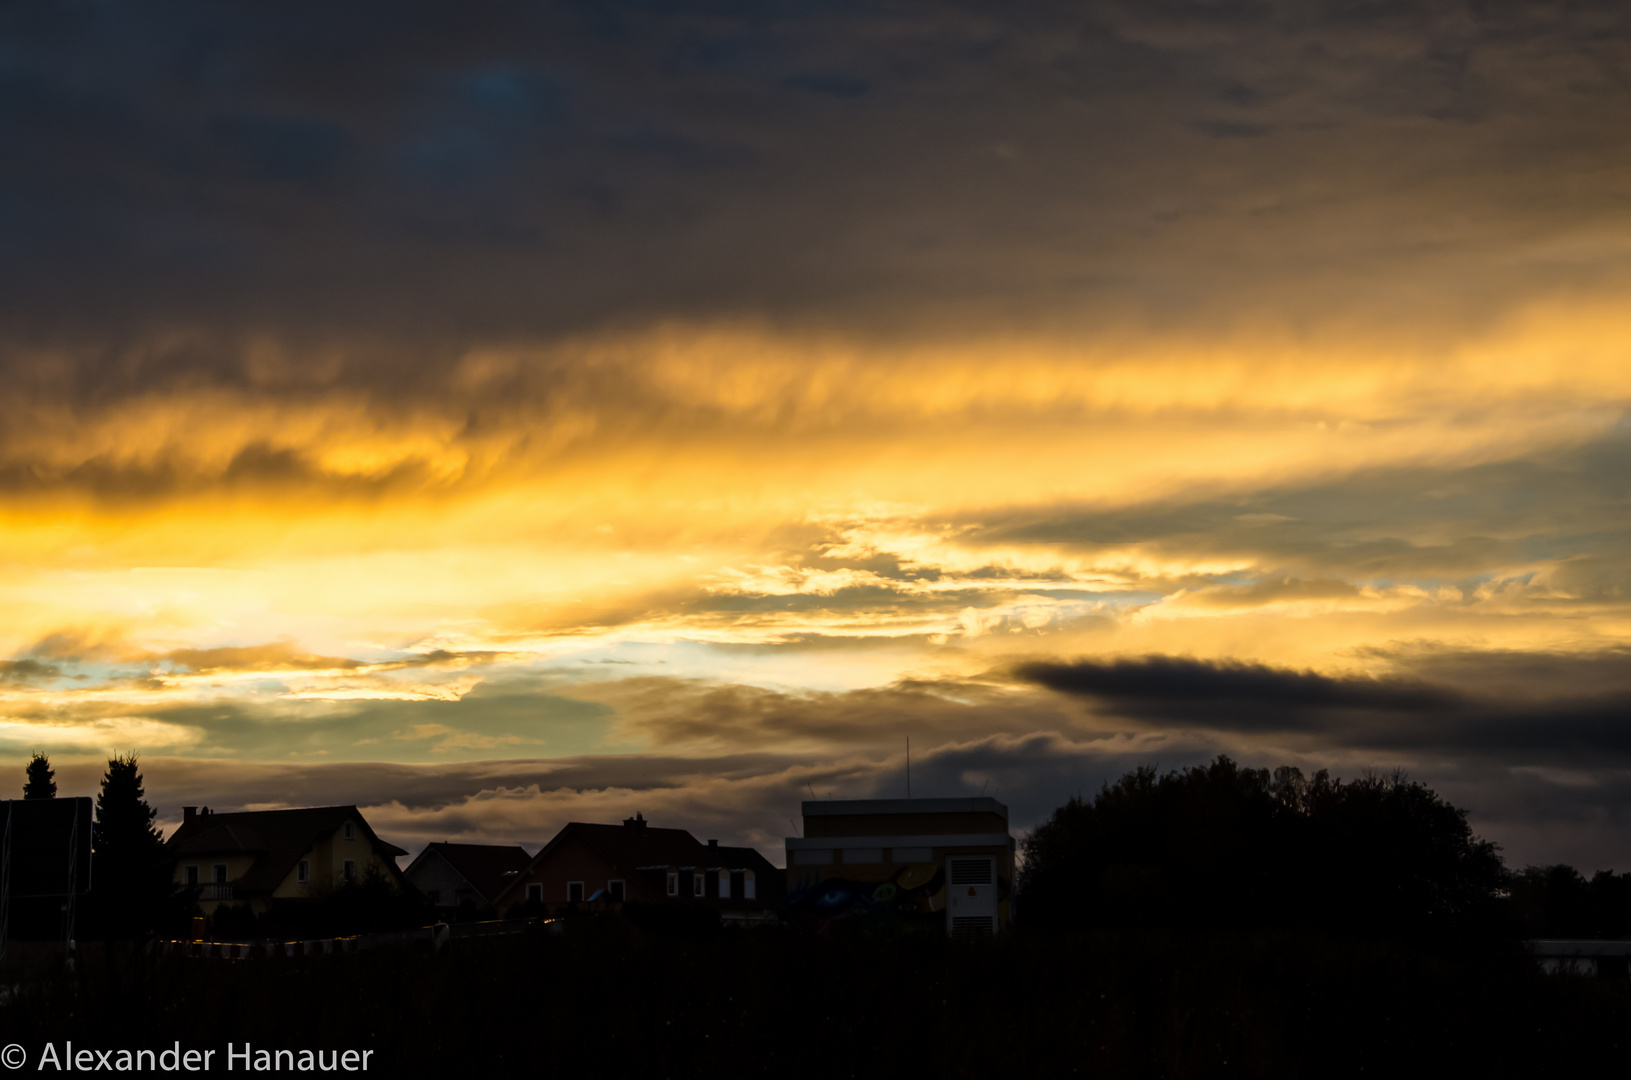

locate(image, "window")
[[184, 865, 199, 886], [666, 872, 678, 897], [343, 821, 355, 841], [426, 889, 441, 905], [743, 870, 756, 901], [568, 881, 584, 903], [213, 864, 228, 884], [693, 873, 705, 898], [718, 869, 731, 900], [608, 880, 625, 902], [297, 859, 310, 884], [525, 883, 543, 903], [343, 859, 356, 883]]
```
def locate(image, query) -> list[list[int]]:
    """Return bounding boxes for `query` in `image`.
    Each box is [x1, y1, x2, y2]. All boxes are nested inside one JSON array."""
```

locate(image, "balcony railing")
[[200, 883, 234, 901]]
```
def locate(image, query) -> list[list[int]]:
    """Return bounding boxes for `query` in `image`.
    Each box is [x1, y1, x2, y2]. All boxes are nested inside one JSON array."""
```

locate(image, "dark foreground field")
[[4, 926, 1628, 1077]]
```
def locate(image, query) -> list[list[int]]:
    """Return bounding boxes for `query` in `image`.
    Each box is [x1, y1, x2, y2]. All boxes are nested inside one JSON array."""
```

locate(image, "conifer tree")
[[93, 753, 162, 861], [24, 751, 56, 799], [90, 753, 169, 939]]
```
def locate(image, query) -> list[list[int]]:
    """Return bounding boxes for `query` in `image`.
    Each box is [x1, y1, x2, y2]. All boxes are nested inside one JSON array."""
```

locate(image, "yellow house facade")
[[165, 805, 407, 916]]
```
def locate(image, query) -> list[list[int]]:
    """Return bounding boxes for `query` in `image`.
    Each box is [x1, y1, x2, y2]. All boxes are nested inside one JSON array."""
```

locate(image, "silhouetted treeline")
[[1018, 757, 1510, 943], [1510, 864, 1631, 940]]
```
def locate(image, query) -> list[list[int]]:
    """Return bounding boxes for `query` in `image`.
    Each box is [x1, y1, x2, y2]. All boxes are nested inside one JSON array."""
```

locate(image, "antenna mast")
[[906, 736, 911, 799]]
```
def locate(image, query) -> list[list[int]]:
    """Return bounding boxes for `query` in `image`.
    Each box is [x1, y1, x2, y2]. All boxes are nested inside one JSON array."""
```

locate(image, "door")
[[945, 856, 997, 936]]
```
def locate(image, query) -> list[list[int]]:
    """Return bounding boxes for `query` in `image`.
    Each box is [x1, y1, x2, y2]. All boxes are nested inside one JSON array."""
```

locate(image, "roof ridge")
[[202, 803, 357, 817]]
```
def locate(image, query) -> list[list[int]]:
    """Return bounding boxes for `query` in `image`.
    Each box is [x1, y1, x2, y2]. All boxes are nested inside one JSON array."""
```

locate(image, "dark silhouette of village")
[[4, 751, 1630, 1077]]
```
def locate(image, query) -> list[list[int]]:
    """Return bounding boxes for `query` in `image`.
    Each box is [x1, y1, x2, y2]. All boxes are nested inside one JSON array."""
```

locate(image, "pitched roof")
[[493, 817, 784, 908], [710, 844, 778, 875], [406, 842, 532, 905], [492, 819, 702, 908], [569, 822, 704, 872], [164, 805, 407, 895]]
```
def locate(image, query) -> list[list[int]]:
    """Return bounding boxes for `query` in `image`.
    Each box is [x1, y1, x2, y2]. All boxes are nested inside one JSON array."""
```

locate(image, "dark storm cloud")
[[1011, 651, 1631, 768], [1369, 643, 1631, 699], [2, 0, 1629, 355], [1015, 655, 1459, 714]]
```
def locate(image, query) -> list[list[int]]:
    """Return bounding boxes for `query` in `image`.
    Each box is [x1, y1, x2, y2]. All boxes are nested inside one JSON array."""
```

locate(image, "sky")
[[4, 0, 1631, 869]]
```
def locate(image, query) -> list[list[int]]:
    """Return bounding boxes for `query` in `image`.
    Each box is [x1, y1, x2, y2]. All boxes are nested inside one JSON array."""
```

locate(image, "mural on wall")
[[788, 864, 1010, 927], [788, 862, 948, 927]]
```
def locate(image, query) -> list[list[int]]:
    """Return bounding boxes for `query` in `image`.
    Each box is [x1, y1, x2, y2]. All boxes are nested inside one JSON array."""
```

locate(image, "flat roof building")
[[785, 797, 1014, 935]]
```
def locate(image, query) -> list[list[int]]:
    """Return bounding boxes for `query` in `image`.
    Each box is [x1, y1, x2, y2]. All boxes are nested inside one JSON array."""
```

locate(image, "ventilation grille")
[[949, 859, 993, 886], [951, 916, 995, 936]]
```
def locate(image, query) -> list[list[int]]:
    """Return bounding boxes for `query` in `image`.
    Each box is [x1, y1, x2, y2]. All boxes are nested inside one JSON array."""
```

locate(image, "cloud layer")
[[2, 1, 1630, 870]]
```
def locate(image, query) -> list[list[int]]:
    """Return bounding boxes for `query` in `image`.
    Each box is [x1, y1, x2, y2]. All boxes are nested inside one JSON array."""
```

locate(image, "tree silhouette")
[[1018, 756, 1509, 943], [24, 751, 56, 799], [93, 753, 161, 857], [90, 753, 167, 938], [1509, 865, 1631, 939]]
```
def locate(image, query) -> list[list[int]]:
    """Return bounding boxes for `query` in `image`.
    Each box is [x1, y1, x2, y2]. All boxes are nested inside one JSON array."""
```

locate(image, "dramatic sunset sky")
[[4, 1, 1630, 867]]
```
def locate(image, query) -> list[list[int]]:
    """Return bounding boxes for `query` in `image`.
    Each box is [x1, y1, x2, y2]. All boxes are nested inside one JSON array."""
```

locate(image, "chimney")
[[623, 812, 647, 832], [183, 806, 197, 826]]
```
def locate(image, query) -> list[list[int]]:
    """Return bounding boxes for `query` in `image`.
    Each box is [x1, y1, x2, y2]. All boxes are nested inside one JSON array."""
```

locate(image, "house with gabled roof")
[[164, 805, 407, 916], [492, 813, 781, 923], [403, 842, 532, 915]]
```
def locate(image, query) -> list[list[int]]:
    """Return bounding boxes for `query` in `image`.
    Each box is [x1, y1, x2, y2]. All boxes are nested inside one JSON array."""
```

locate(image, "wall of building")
[[500, 834, 633, 914], [269, 821, 395, 900], [803, 811, 1009, 838], [174, 852, 258, 913], [406, 854, 480, 909], [176, 815, 401, 915], [787, 843, 1012, 927], [788, 803, 1016, 932]]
